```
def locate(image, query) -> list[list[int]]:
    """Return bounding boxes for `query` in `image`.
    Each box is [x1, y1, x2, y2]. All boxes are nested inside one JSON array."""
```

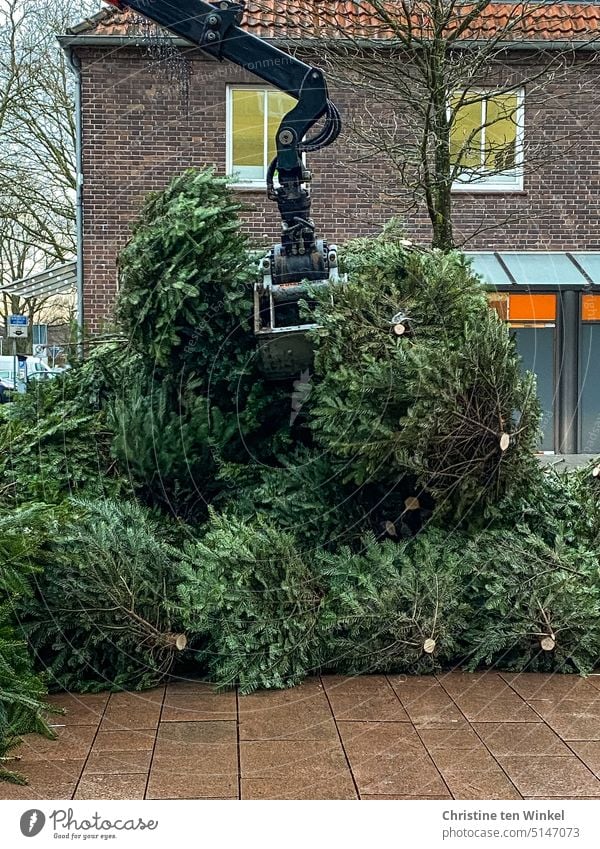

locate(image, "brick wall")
[[77, 44, 600, 333]]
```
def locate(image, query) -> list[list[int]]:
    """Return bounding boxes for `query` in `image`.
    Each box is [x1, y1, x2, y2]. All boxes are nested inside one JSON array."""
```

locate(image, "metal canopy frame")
[[0, 262, 76, 300], [465, 250, 600, 289]]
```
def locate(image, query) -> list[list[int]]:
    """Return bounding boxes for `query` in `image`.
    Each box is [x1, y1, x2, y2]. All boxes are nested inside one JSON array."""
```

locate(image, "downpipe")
[[65, 45, 85, 360]]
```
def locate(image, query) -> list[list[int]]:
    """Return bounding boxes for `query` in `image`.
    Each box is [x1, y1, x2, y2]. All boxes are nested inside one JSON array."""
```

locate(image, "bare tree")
[[259, 0, 600, 249], [0, 0, 97, 329]]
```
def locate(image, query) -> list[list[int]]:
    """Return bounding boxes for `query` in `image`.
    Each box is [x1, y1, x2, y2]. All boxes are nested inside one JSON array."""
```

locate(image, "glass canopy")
[[465, 251, 600, 288]]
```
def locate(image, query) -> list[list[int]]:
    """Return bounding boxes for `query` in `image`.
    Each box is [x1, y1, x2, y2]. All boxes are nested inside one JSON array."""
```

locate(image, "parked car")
[[0, 355, 55, 398], [0, 375, 15, 404]]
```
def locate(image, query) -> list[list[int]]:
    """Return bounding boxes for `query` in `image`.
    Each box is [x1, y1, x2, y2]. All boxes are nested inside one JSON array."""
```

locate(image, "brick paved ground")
[[3, 672, 600, 800]]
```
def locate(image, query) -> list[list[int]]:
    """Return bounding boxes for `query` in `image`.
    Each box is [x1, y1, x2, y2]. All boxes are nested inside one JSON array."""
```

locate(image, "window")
[[450, 89, 524, 191], [32, 324, 48, 346], [487, 292, 556, 452], [227, 86, 296, 185], [580, 294, 600, 452]]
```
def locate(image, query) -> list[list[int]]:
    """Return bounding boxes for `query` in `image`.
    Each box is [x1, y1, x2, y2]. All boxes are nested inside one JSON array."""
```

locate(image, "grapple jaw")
[[254, 241, 340, 380]]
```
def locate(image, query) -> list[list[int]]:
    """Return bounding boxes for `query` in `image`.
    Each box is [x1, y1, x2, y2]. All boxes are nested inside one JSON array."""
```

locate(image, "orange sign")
[[509, 293, 556, 322], [582, 294, 600, 322]]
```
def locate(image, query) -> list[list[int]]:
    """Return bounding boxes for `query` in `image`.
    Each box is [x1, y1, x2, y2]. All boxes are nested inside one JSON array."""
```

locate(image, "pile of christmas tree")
[[2, 169, 600, 781]]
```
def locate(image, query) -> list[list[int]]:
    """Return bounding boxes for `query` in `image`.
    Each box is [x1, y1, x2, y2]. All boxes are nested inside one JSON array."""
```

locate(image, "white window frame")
[[226, 84, 301, 189], [450, 87, 525, 193]]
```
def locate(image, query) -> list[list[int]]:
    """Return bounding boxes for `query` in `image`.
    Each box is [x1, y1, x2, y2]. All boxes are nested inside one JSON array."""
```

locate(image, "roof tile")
[[70, 2, 600, 42]]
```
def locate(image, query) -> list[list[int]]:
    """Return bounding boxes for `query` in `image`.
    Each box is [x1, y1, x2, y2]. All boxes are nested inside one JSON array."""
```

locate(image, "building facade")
[[61, 2, 600, 453]]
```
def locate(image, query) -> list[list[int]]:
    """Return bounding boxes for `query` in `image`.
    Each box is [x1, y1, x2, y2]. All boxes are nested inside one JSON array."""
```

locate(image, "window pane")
[[450, 95, 483, 169], [580, 324, 600, 452], [571, 253, 600, 284], [484, 94, 518, 171], [501, 253, 585, 286], [512, 326, 555, 451], [468, 253, 513, 286], [232, 89, 265, 181], [266, 91, 296, 166]]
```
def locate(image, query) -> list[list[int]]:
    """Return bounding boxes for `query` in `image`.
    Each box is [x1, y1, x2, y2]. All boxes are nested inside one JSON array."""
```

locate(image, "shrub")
[[116, 168, 254, 377], [0, 346, 130, 508], [178, 511, 322, 692], [318, 530, 470, 673], [109, 372, 222, 520], [19, 498, 191, 692], [0, 609, 57, 784], [308, 225, 542, 523], [459, 527, 600, 674], [112, 168, 297, 518], [214, 448, 366, 550], [0, 505, 59, 783]]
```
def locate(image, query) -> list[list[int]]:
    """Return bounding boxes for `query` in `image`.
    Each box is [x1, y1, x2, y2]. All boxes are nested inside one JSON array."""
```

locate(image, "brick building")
[[60, 2, 600, 453]]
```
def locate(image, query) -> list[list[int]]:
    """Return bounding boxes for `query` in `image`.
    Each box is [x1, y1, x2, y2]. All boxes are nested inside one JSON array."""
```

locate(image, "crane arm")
[[104, 0, 341, 281]]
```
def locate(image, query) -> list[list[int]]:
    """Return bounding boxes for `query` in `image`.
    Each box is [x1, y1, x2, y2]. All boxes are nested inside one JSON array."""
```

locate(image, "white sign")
[[6, 314, 28, 338]]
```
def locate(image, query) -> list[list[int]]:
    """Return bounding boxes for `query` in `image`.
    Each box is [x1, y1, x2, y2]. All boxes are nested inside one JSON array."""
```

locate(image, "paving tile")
[[337, 721, 446, 796], [241, 738, 345, 777], [499, 756, 600, 797], [12, 673, 600, 801], [12, 759, 85, 786], [45, 693, 108, 727], [437, 672, 539, 722], [529, 699, 600, 740], [431, 749, 521, 799], [146, 773, 237, 799], [452, 695, 539, 723], [502, 673, 600, 702], [419, 726, 520, 799], [0, 781, 76, 800], [154, 720, 237, 753], [240, 739, 355, 799], [436, 671, 511, 698], [524, 796, 600, 800], [99, 712, 160, 732], [14, 726, 97, 762], [241, 778, 356, 799], [149, 721, 238, 799], [585, 674, 600, 694], [322, 675, 409, 722], [389, 676, 465, 728], [147, 769, 237, 799], [419, 728, 491, 769], [84, 750, 153, 775], [91, 729, 157, 753], [75, 774, 147, 800], [99, 693, 162, 731], [239, 679, 337, 741], [360, 793, 452, 800], [567, 742, 600, 777], [162, 683, 236, 722], [107, 689, 165, 708], [439, 763, 521, 800], [473, 722, 571, 757]]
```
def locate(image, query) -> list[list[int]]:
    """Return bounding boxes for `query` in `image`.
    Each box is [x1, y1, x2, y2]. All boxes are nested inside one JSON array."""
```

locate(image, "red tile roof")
[[72, 2, 600, 43]]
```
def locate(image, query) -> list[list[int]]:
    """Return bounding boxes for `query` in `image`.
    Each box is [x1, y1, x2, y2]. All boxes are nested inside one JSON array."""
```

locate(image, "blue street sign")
[[6, 314, 29, 338]]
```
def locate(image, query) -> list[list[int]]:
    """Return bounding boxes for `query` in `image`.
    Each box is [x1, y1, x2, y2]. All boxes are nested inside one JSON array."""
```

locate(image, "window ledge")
[[452, 186, 527, 196], [228, 182, 268, 193]]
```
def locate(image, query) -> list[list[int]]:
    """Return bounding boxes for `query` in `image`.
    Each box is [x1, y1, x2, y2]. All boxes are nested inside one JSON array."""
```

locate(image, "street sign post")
[[6, 314, 29, 339], [5, 315, 29, 394]]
